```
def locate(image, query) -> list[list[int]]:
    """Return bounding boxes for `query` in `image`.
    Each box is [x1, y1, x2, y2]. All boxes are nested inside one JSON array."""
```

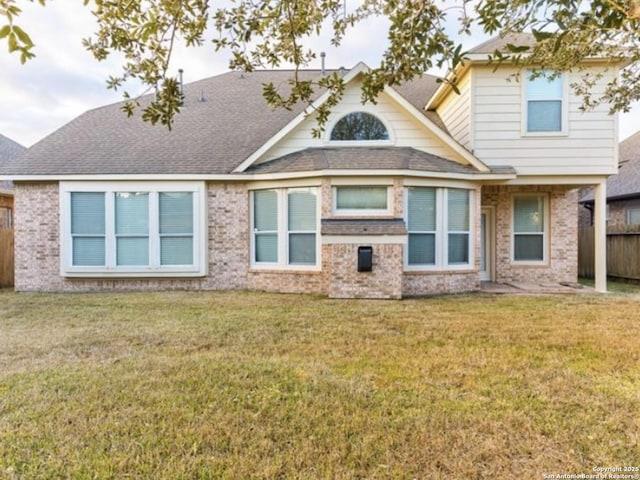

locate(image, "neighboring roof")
[[581, 131, 640, 203], [467, 32, 536, 55], [0, 68, 448, 177], [245, 146, 495, 175], [0, 133, 25, 189]]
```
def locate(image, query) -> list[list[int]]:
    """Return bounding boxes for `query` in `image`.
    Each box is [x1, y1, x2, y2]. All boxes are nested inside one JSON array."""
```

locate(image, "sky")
[[1, 2, 640, 148]]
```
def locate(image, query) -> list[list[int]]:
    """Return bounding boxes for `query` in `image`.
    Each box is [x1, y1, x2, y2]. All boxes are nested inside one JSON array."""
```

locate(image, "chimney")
[[320, 52, 326, 76], [178, 68, 184, 96]]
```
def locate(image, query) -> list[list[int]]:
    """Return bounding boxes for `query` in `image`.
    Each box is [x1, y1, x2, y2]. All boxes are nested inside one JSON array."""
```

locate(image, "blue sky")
[[1, 2, 639, 147]]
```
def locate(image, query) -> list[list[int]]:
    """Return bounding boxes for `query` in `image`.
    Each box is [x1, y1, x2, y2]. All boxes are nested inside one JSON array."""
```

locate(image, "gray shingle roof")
[[580, 130, 640, 203], [468, 32, 536, 54], [246, 147, 480, 174], [0, 133, 25, 189], [0, 69, 447, 177]]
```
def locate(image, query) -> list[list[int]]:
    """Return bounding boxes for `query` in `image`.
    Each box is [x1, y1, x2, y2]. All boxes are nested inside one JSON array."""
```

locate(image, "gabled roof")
[[0, 67, 456, 177], [581, 131, 640, 202], [0, 133, 25, 190], [467, 32, 536, 55]]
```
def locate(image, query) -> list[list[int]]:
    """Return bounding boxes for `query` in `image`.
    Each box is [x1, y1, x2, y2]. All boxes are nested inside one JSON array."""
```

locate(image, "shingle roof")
[[0, 69, 447, 177], [580, 130, 640, 202], [0, 133, 25, 189], [468, 32, 536, 54], [246, 146, 488, 175]]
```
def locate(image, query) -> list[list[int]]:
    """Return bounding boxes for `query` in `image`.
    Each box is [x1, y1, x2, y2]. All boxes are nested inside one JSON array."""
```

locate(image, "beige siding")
[[436, 69, 472, 149], [258, 79, 469, 165], [471, 64, 617, 176]]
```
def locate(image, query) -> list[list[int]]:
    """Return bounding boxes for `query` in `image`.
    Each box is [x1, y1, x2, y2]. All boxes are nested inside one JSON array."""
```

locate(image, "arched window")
[[330, 112, 389, 141]]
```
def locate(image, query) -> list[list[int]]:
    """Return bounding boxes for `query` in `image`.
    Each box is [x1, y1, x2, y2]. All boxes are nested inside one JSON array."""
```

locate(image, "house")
[[0, 133, 26, 228], [0, 35, 616, 298], [579, 130, 640, 226]]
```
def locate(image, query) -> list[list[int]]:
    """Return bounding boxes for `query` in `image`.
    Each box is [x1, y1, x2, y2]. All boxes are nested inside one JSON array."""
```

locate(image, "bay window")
[[251, 187, 319, 268], [62, 182, 206, 276], [406, 187, 472, 269]]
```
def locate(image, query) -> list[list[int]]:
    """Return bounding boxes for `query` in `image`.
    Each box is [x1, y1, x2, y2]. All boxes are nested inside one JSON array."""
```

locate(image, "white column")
[[593, 180, 607, 293]]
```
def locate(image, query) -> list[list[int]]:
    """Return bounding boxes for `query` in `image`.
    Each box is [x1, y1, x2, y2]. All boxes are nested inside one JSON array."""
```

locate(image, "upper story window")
[[330, 112, 389, 141], [60, 181, 207, 277], [524, 70, 566, 134]]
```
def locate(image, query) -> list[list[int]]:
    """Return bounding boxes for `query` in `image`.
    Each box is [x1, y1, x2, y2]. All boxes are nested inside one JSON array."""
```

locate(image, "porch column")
[[593, 179, 607, 293]]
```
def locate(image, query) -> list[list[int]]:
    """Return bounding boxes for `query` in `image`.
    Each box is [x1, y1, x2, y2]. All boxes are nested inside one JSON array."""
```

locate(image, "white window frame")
[[325, 110, 394, 146], [332, 185, 393, 216], [521, 69, 569, 137], [511, 193, 549, 265], [404, 187, 473, 271], [60, 181, 207, 277], [250, 187, 321, 270]]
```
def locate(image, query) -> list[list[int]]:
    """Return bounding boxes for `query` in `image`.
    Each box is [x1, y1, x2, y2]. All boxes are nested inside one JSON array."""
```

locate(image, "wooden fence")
[[0, 228, 14, 287], [578, 225, 640, 280]]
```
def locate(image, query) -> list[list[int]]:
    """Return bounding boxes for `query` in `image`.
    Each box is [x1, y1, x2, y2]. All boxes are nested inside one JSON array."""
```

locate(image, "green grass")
[[579, 276, 640, 293], [1, 290, 639, 479]]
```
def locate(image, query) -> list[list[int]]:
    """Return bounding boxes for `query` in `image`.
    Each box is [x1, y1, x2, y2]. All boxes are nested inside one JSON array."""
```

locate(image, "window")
[[406, 187, 472, 269], [251, 187, 318, 268], [513, 194, 547, 263], [330, 112, 389, 141], [61, 182, 206, 276], [525, 70, 564, 133], [334, 186, 390, 215], [627, 206, 640, 225]]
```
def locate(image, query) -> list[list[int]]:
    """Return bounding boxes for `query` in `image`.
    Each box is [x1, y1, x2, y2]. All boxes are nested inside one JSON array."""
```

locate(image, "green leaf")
[[12, 25, 33, 47], [0, 25, 10, 40]]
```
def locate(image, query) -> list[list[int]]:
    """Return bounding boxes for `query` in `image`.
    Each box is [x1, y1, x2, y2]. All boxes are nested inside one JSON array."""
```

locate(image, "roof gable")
[[236, 66, 489, 173]]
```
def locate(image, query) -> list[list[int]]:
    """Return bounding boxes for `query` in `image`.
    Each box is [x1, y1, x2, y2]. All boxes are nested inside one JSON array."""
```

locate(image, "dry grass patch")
[[0, 290, 639, 479]]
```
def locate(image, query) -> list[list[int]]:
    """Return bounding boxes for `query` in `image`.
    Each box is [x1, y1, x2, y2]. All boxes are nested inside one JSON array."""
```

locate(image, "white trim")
[[511, 193, 550, 265], [233, 62, 372, 173], [479, 206, 495, 281], [325, 110, 394, 145], [0, 189, 13, 196], [521, 69, 569, 137], [2, 169, 517, 183], [404, 186, 474, 271], [332, 185, 392, 217], [322, 235, 407, 245], [230, 60, 491, 174], [249, 186, 321, 271], [382, 84, 491, 173], [59, 181, 207, 277]]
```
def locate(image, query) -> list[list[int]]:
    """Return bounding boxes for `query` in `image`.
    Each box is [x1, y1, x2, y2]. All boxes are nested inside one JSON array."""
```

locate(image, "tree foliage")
[[2, 0, 640, 131]]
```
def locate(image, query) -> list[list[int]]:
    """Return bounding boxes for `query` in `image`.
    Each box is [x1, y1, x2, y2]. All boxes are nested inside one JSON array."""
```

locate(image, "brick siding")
[[481, 185, 578, 284]]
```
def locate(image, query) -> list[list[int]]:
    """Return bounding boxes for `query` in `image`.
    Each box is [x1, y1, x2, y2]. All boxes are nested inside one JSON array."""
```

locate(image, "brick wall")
[[326, 243, 404, 299], [482, 185, 578, 284], [403, 271, 479, 296], [13, 182, 250, 292]]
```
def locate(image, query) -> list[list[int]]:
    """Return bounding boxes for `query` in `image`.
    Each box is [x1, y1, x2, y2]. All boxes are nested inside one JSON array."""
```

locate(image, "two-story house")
[[0, 35, 615, 297]]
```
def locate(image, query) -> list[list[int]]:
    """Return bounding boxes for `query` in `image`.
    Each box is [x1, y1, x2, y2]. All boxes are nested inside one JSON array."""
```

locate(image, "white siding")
[[256, 79, 469, 166], [470, 64, 617, 176], [436, 70, 472, 149]]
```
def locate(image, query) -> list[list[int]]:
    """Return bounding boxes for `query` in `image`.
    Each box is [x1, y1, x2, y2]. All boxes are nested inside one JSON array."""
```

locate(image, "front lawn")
[[1, 290, 638, 479]]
